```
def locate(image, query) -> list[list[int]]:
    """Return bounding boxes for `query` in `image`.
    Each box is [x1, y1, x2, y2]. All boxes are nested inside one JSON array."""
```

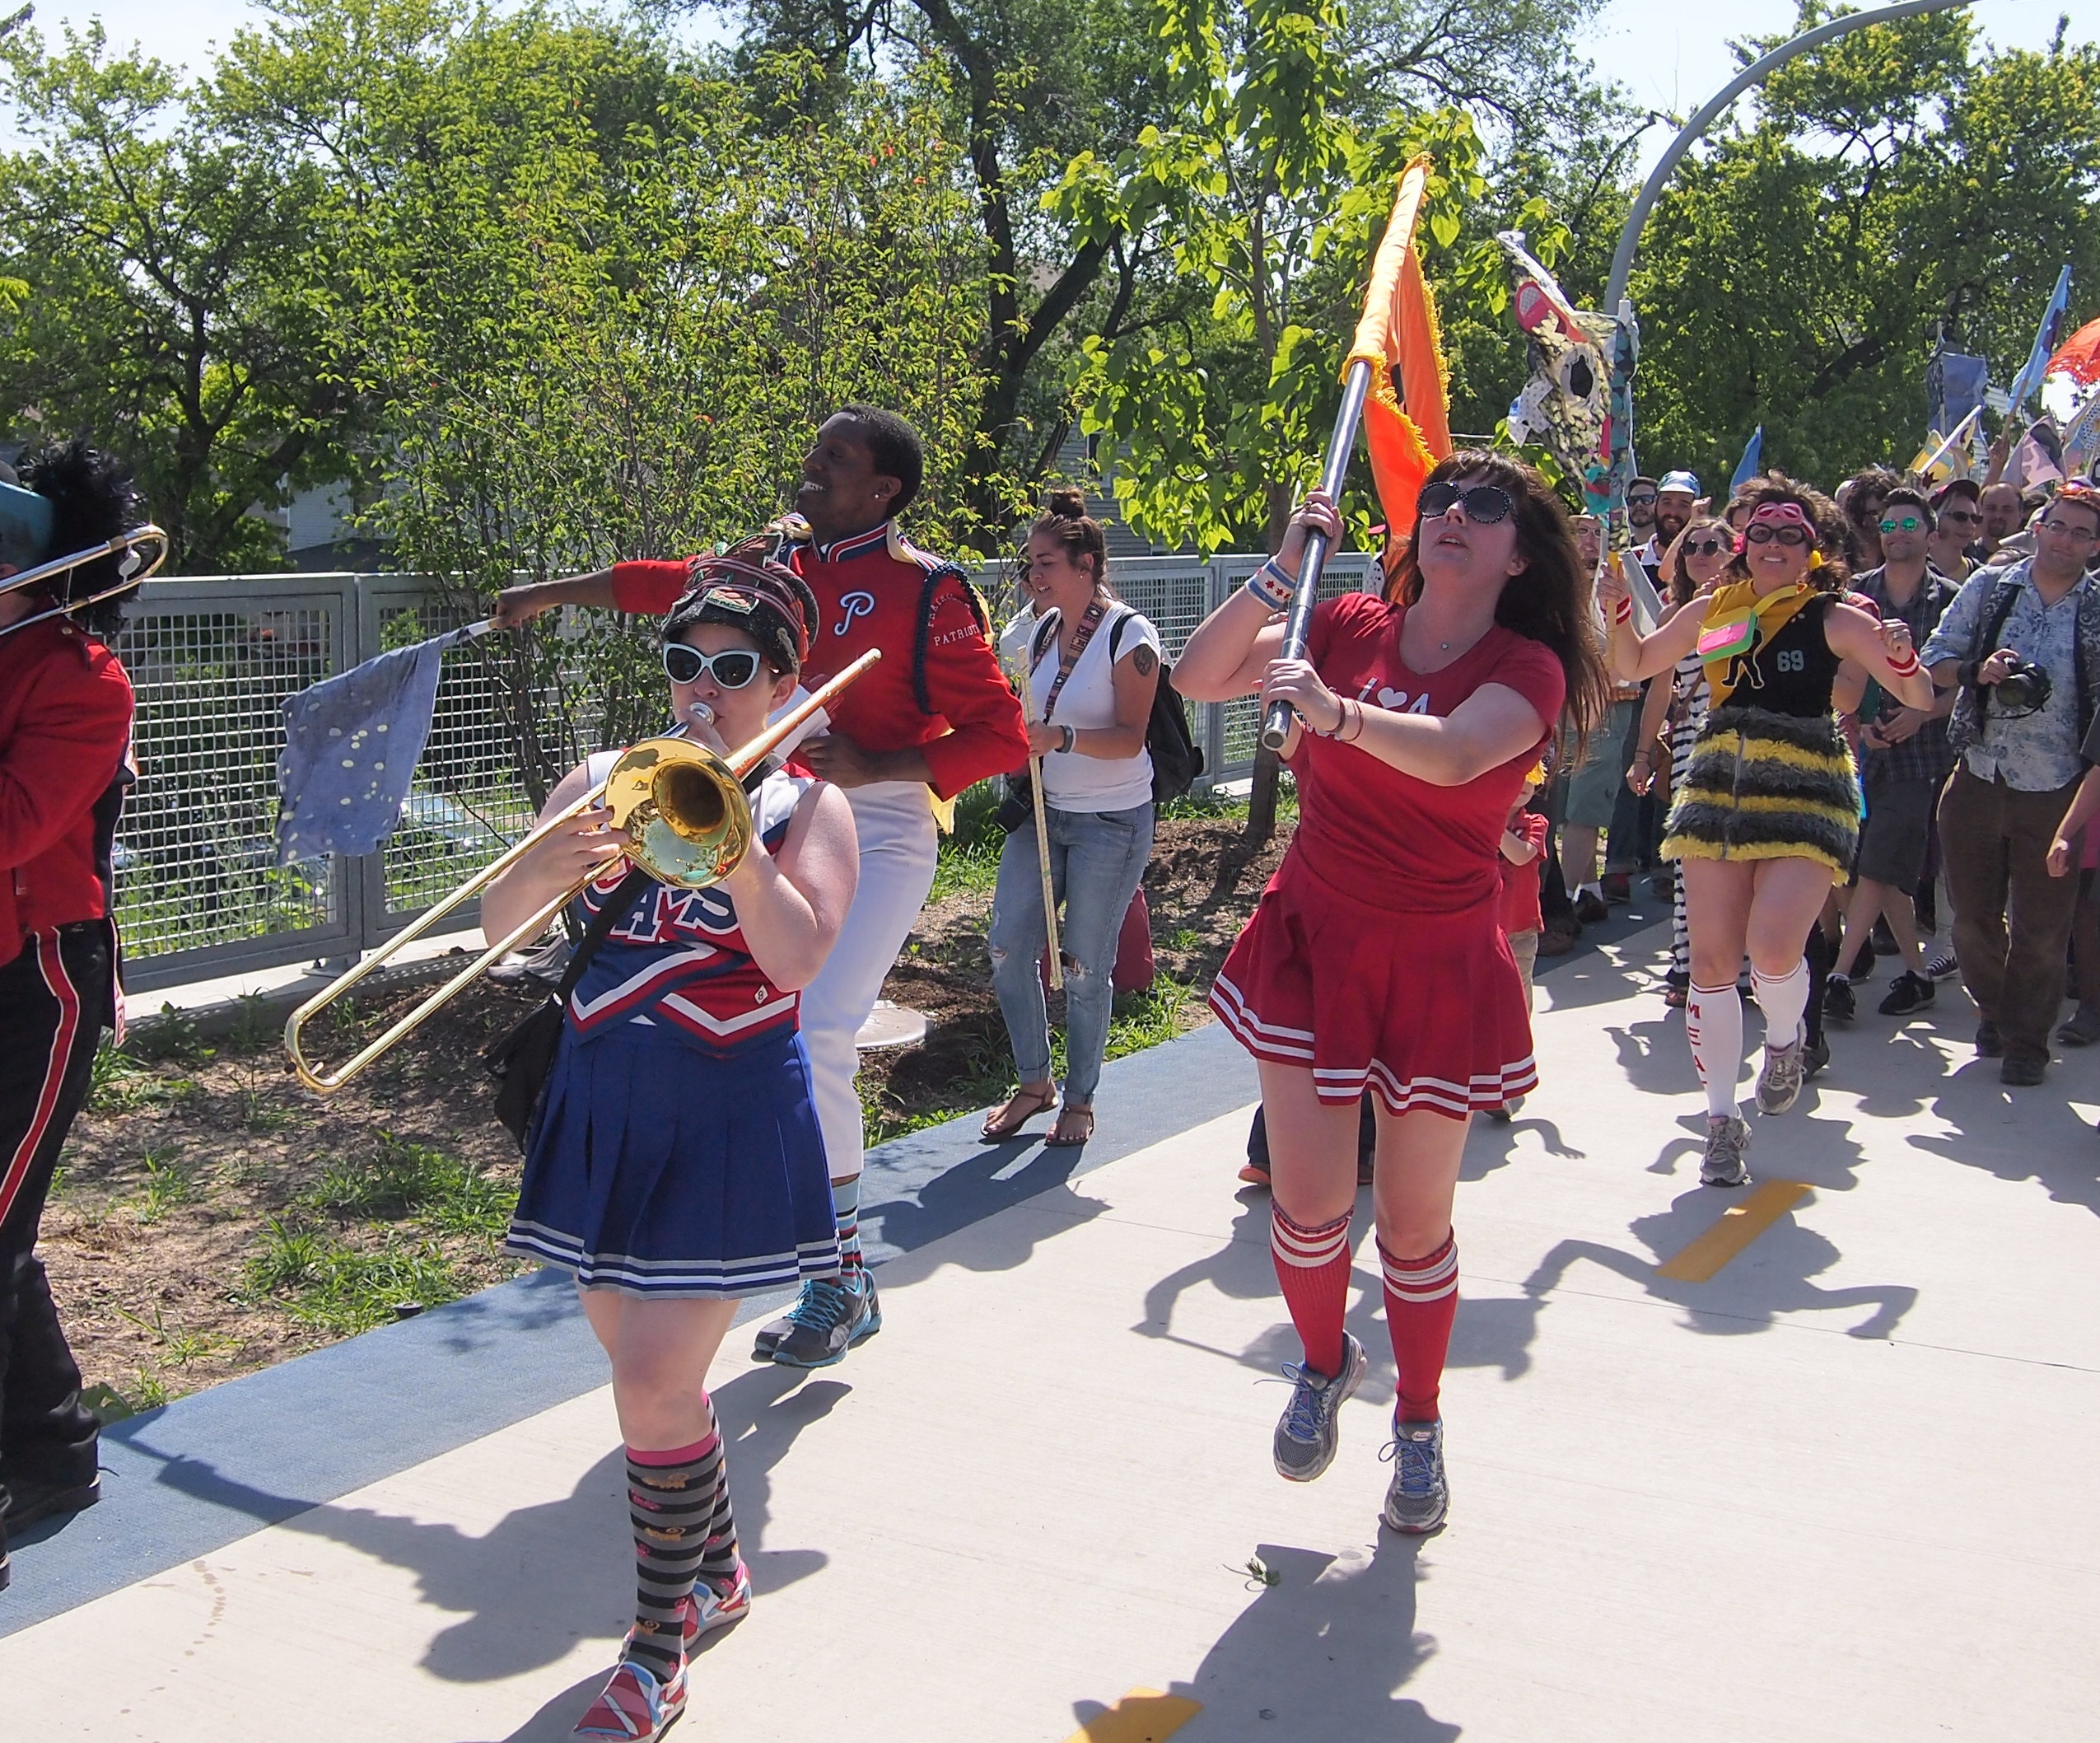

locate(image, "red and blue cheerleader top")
[[564, 764, 814, 1057]]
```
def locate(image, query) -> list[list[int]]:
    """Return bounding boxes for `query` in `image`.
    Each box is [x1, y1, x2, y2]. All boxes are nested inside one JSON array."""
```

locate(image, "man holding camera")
[[1924, 480, 2100, 1084]]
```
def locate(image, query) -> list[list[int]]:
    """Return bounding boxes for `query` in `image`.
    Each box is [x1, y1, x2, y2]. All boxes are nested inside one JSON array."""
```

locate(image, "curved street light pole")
[[1605, 0, 1977, 315]]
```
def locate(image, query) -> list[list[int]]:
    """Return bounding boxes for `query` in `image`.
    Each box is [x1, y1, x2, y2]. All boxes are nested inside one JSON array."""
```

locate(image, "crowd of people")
[[5, 398, 2099, 1741]]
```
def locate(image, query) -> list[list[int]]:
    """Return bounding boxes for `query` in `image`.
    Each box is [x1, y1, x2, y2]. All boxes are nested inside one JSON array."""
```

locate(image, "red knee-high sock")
[[1271, 1204, 1353, 1379], [1379, 1234, 1458, 1423]]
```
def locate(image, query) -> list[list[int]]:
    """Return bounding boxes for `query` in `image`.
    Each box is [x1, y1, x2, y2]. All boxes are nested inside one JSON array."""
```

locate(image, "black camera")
[[1992, 657, 2053, 714]]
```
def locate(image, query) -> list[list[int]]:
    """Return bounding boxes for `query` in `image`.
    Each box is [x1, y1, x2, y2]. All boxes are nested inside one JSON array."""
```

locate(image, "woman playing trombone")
[[480, 552, 856, 1742]]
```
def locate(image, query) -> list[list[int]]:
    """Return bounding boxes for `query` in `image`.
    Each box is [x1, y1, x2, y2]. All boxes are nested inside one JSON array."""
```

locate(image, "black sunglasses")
[[1418, 481, 1514, 524], [1682, 537, 1730, 557], [662, 644, 765, 688], [1626, 491, 1659, 506], [1745, 524, 1812, 547]]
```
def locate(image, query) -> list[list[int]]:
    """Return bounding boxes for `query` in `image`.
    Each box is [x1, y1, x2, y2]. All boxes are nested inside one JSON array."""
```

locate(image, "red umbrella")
[[2045, 316, 2100, 386]]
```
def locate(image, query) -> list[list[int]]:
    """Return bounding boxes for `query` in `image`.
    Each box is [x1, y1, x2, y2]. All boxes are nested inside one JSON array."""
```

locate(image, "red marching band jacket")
[[0, 616, 134, 974], [610, 521, 1028, 800]]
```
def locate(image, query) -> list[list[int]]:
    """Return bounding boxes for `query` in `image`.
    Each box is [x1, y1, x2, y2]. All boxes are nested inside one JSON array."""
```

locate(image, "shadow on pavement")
[[1140, 1537, 1462, 1741], [1134, 1191, 1543, 1409]]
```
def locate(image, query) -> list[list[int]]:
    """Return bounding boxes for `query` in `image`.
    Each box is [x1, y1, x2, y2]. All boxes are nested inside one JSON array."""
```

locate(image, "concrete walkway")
[[4, 919, 2098, 1741]]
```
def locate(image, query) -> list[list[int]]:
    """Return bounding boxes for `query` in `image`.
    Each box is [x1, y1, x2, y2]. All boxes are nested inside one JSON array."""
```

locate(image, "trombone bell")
[[600, 739, 754, 890]]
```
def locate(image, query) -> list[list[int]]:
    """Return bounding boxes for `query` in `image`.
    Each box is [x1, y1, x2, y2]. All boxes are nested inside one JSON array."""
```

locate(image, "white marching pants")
[[800, 781, 940, 1183]]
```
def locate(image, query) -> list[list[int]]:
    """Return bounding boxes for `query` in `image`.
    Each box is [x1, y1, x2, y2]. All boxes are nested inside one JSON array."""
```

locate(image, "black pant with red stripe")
[[0, 925, 108, 1521]]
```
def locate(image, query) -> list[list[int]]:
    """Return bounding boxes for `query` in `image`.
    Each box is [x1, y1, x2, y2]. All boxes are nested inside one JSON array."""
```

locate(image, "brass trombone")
[[283, 647, 880, 1095], [0, 525, 170, 638]]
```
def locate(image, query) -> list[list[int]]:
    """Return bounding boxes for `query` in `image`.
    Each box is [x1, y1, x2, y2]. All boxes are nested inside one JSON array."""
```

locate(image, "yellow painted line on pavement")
[[1062, 1689, 1203, 1742], [1655, 1180, 1812, 1282]]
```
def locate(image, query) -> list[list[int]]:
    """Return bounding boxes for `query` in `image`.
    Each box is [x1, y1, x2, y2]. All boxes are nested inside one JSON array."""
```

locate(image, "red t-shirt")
[[1289, 592, 1565, 914], [0, 617, 134, 967], [610, 522, 1027, 800], [1497, 810, 1549, 937]]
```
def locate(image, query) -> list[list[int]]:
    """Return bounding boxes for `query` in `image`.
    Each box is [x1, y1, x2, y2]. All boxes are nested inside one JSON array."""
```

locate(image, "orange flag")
[[1346, 156, 1452, 546]]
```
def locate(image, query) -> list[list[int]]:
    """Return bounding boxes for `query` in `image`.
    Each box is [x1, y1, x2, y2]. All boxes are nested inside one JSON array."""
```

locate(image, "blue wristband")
[[1245, 560, 1295, 613]]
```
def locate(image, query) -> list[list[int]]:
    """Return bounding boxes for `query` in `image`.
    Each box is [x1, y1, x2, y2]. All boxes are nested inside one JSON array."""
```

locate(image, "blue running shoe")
[[1272, 1331, 1367, 1482], [1380, 1418, 1449, 1534]]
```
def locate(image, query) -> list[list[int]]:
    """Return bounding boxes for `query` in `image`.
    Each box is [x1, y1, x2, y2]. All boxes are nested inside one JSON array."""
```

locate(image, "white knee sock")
[[1752, 960, 1811, 1052], [1686, 981, 1744, 1118]]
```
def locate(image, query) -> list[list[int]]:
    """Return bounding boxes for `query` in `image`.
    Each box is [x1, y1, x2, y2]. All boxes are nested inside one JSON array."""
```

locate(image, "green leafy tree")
[[0, 21, 352, 571], [1627, 5, 2100, 486]]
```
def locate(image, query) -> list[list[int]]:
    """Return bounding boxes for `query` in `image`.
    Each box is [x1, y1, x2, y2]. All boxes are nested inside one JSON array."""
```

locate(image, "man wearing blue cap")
[[0, 440, 146, 1591]]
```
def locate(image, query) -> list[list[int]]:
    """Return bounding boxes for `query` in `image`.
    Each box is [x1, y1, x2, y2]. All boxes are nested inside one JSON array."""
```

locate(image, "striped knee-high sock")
[[624, 1430, 726, 1676], [697, 1437, 742, 1593], [1379, 1234, 1458, 1423], [1272, 1205, 1353, 1379], [831, 1176, 864, 1288]]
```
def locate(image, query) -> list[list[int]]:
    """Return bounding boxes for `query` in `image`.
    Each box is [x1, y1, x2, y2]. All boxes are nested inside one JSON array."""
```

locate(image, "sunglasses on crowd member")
[[1878, 513, 1925, 534], [1744, 522, 1812, 547], [1682, 535, 1730, 558], [1418, 481, 1514, 524], [1939, 507, 1982, 526], [662, 644, 767, 687], [1626, 490, 1659, 507]]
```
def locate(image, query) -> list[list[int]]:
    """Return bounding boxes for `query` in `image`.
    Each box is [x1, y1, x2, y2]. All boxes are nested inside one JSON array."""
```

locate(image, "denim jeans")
[[988, 800, 1155, 1106]]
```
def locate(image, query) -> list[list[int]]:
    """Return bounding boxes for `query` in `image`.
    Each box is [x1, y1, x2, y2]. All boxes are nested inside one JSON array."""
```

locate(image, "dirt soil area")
[[46, 810, 1291, 1413]]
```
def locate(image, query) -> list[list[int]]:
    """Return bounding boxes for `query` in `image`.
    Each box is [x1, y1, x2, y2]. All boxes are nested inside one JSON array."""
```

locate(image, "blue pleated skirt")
[[507, 1018, 839, 1298]]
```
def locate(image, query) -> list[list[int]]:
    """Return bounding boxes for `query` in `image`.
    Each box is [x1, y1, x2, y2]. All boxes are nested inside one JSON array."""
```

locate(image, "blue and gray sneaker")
[[1379, 1418, 1449, 1534], [1272, 1331, 1368, 1482], [766, 1273, 881, 1369]]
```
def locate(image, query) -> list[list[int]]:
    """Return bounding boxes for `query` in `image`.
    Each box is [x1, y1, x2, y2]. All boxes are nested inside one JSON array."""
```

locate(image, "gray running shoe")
[[1755, 1035, 1807, 1114], [1379, 1418, 1449, 1534], [1272, 1331, 1367, 1483], [767, 1273, 881, 1369], [1701, 1114, 1752, 1188]]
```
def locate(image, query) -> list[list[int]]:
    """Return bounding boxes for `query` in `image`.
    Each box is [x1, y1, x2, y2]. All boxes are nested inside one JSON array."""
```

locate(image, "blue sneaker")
[[1380, 1418, 1449, 1534], [1271, 1331, 1367, 1482], [768, 1273, 880, 1369]]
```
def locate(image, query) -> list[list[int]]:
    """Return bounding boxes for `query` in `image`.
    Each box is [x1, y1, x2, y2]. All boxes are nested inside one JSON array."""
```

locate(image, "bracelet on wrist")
[[1057, 723, 1076, 755], [1245, 559, 1295, 614], [1887, 650, 1921, 678]]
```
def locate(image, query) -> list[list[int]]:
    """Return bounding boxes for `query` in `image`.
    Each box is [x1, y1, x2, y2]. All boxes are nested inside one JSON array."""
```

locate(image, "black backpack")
[[1104, 610, 1205, 804]]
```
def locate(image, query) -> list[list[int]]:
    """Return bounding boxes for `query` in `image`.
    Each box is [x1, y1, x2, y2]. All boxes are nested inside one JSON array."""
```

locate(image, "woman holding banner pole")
[[981, 491, 1161, 1147], [1178, 454, 1608, 1535]]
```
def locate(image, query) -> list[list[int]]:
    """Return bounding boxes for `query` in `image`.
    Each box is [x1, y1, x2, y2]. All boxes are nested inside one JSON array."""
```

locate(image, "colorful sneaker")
[[572, 1657, 685, 1741], [1701, 1114, 1752, 1188], [768, 1273, 881, 1369], [689, 1559, 753, 1641], [1925, 949, 1959, 982], [1755, 1036, 1807, 1114], [1272, 1331, 1368, 1483], [1379, 1418, 1449, 1534], [1878, 971, 1936, 1017]]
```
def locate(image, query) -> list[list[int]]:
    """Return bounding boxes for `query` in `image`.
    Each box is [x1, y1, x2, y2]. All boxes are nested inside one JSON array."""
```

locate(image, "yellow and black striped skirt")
[[1660, 706, 1860, 880]]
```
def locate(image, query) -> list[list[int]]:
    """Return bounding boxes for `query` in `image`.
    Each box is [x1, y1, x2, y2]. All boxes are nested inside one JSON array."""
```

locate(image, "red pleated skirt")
[[1208, 854, 1537, 1119]]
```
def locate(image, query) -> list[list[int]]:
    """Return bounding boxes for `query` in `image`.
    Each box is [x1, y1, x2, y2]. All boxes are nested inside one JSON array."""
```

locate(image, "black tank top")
[[1712, 594, 1841, 719]]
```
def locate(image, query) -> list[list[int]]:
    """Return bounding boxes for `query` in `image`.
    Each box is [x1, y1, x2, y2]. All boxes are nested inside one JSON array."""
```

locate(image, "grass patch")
[[302, 1132, 510, 1237], [131, 1143, 198, 1224], [930, 779, 1008, 901], [244, 1215, 473, 1334]]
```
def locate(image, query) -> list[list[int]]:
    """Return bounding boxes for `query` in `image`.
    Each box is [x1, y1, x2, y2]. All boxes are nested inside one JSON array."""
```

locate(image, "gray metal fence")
[[112, 556, 1379, 991]]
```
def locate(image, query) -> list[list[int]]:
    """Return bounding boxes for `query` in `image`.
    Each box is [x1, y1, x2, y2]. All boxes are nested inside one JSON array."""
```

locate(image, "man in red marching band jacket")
[[0, 441, 147, 1590], [495, 406, 1029, 1366]]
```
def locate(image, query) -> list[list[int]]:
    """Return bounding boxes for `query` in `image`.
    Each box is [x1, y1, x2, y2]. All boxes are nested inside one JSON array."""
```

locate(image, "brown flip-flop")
[[982, 1084, 1057, 1141], [1045, 1104, 1094, 1147]]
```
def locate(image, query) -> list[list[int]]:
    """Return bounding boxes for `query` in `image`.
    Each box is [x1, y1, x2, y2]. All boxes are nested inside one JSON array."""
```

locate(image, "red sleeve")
[[1, 643, 133, 873], [1305, 590, 1378, 671], [1486, 634, 1567, 739], [609, 559, 692, 616], [1516, 811, 1549, 853], [915, 574, 1031, 798]]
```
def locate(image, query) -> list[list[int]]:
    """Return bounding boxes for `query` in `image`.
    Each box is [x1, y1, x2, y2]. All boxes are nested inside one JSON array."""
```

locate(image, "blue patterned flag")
[[275, 622, 489, 864], [1729, 427, 1763, 495], [2006, 264, 2073, 415]]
